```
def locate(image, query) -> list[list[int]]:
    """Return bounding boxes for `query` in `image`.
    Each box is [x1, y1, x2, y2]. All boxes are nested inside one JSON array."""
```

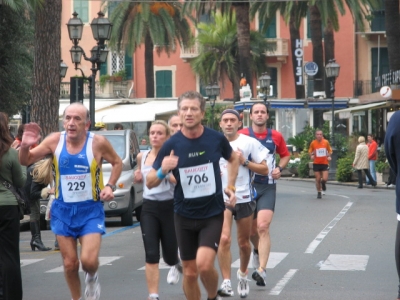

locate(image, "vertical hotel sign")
[[295, 39, 303, 85]]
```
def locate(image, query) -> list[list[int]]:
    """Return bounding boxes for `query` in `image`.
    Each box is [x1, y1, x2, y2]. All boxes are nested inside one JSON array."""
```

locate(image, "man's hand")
[[271, 167, 282, 179], [100, 186, 115, 202], [235, 148, 245, 165], [21, 123, 41, 148], [327, 156, 332, 161], [224, 188, 236, 208], [161, 150, 179, 174]]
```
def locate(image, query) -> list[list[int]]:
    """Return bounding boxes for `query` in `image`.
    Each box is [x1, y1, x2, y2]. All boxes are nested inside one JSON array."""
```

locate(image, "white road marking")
[[45, 256, 122, 273], [138, 258, 173, 270], [21, 259, 44, 267], [319, 254, 369, 271], [269, 269, 298, 295], [305, 201, 353, 254], [231, 252, 288, 269]]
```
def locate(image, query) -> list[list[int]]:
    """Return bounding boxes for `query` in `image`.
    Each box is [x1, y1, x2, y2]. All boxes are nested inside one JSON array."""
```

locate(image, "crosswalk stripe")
[[319, 254, 369, 271], [21, 259, 44, 267], [231, 252, 288, 269], [138, 258, 172, 270], [45, 256, 122, 273]]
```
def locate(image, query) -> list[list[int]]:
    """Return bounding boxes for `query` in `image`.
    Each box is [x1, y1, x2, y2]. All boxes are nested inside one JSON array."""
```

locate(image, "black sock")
[[207, 297, 217, 300], [254, 249, 259, 255]]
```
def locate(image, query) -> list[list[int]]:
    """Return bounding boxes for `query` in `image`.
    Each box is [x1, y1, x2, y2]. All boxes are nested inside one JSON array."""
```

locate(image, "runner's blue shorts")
[[50, 200, 105, 239]]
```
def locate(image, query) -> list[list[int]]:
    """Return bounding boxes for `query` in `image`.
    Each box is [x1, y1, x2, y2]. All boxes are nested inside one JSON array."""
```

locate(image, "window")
[[371, 0, 385, 31], [101, 51, 133, 79], [74, 0, 89, 23], [259, 14, 276, 38], [156, 70, 172, 97], [371, 48, 389, 92]]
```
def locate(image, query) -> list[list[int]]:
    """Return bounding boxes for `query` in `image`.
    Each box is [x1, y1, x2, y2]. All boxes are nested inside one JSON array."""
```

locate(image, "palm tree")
[[30, 0, 62, 136], [1, 0, 43, 11], [183, 0, 254, 95], [190, 11, 269, 102], [384, 0, 400, 71], [107, 1, 192, 98]]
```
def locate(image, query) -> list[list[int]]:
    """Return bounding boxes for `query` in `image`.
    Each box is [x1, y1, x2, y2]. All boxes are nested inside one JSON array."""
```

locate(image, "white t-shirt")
[[219, 134, 269, 204]]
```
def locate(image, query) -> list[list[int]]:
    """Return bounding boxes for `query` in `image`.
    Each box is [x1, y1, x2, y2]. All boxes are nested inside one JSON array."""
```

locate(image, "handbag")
[[0, 177, 30, 220]]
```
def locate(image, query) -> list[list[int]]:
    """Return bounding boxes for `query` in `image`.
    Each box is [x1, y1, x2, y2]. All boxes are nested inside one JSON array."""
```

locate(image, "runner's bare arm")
[[147, 150, 178, 189], [247, 160, 269, 175], [225, 151, 239, 207], [133, 152, 143, 183]]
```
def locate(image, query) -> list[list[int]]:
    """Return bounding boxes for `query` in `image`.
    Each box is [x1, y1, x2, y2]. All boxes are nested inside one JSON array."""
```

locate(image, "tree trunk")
[[31, 0, 62, 137], [145, 31, 155, 98], [234, 2, 253, 96], [384, 0, 400, 71], [289, 10, 305, 99], [324, 20, 335, 98], [309, 5, 324, 93]]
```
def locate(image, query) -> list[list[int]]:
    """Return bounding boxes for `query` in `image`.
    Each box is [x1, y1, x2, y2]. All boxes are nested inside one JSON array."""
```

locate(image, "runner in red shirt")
[[238, 102, 290, 287], [308, 130, 332, 199], [367, 134, 378, 185]]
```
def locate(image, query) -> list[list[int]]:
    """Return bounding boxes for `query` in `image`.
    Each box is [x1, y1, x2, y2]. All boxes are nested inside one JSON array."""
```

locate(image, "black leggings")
[[0, 205, 22, 300], [140, 199, 179, 265]]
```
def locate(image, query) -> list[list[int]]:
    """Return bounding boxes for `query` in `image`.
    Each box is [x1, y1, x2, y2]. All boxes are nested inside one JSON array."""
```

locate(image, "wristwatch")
[[278, 166, 283, 172], [106, 183, 117, 192], [243, 160, 250, 167]]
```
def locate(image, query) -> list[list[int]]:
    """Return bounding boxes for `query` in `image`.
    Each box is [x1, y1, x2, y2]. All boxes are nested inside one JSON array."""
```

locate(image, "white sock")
[[149, 293, 159, 298]]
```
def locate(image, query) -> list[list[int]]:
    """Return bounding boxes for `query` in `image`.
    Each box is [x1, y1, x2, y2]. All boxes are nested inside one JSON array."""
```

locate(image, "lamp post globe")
[[66, 12, 112, 130]]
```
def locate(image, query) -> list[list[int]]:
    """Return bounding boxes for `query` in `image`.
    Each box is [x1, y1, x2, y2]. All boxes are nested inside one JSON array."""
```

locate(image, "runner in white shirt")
[[217, 109, 269, 298]]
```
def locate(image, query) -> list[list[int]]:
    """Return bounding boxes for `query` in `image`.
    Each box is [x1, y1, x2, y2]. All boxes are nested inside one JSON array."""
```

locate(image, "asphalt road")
[[19, 180, 398, 300]]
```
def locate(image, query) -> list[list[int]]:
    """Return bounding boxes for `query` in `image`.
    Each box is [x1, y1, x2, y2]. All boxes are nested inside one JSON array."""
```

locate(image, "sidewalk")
[[281, 175, 395, 190]]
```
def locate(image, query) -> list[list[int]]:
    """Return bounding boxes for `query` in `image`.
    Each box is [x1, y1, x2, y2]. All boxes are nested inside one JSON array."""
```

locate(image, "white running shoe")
[[237, 270, 250, 298], [252, 250, 259, 269], [218, 279, 234, 297], [84, 272, 101, 300], [167, 265, 180, 285]]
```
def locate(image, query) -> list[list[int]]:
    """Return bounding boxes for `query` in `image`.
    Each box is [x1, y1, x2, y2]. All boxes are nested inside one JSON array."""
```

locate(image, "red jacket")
[[368, 140, 378, 160]]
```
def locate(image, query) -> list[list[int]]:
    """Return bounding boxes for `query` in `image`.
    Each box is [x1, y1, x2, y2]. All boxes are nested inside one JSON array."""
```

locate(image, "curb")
[[281, 176, 395, 190]]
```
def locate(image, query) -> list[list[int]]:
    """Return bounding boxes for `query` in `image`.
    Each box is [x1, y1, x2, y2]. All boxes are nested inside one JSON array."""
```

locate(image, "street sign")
[[304, 62, 318, 76]]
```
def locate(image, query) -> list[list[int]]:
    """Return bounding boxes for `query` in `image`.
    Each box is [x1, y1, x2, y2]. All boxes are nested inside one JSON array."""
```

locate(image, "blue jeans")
[[366, 160, 377, 184]]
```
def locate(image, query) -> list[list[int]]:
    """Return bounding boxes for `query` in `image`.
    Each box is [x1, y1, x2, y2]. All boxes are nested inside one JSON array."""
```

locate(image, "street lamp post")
[[205, 83, 220, 129], [325, 59, 340, 180], [325, 59, 340, 146], [60, 60, 68, 79], [259, 72, 271, 105], [66, 11, 112, 130]]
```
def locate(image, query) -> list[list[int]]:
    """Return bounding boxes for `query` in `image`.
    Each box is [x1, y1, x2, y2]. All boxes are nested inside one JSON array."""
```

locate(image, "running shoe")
[[84, 272, 101, 300], [252, 250, 259, 269], [252, 267, 266, 286], [237, 270, 250, 298], [147, 296, 159, 300], [218, 279, 234, 297], [321, 180, 326, 192], [167, 264, 180, 285], [317, 192, 322, 199]]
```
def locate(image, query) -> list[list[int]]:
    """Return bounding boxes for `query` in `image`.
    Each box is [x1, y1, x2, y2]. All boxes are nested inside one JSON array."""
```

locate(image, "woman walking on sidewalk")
[[25, 157, 53, 251], [353, 136, 376, 188]]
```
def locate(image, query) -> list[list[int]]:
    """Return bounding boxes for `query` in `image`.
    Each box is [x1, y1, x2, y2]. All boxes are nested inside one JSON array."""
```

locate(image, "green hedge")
[[336, 154, 354, 182]]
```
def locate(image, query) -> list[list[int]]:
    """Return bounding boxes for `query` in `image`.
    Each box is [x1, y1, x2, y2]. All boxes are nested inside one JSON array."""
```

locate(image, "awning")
[[307, 99, 348, 109], [323, 101, 387, 120], [234, 99, 306, 110], [59, 99, 124, 117], [97, 101, 178, 123]]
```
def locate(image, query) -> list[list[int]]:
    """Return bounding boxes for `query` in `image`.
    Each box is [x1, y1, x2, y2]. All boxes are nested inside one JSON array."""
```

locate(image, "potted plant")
[[99, 74, 111, 88], [112, 69, 127, 82]]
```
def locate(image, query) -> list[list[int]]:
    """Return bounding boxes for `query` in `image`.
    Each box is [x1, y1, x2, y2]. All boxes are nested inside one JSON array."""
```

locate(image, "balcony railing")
[[353, 80, 379, 97], [180, 44, 200, 60], [60, 81, 131, 99], [266, 38, 289, 59]]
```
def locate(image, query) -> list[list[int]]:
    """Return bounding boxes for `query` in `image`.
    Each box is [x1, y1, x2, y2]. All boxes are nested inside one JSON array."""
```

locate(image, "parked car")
[[40, 129, 143, 227]]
